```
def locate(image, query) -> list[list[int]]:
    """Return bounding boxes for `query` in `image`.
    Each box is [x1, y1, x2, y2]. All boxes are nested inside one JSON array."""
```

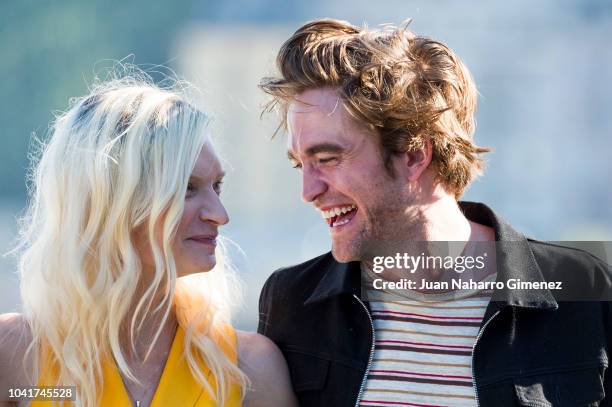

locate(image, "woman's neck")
[[120, 277, 178, 362]]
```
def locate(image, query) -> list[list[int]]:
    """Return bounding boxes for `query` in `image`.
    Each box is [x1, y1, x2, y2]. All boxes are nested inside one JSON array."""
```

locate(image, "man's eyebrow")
[[287, 143, 345, 161]]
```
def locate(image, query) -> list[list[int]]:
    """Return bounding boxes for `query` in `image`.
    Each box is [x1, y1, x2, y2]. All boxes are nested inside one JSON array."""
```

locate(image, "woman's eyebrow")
[[189, 170, 226, 182]]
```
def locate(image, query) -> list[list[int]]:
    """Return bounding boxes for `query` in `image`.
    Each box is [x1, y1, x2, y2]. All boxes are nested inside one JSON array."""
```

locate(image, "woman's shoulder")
[[235, 331, 297, 407], [236, 331, 294, 379], [235, 331, 279, 363], [0, 313, 33, 399], [0, 312, 31, 363]]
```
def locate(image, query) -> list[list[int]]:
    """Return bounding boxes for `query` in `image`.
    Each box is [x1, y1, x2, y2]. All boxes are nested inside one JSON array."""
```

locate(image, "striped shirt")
[[360, 285, 493, 407]]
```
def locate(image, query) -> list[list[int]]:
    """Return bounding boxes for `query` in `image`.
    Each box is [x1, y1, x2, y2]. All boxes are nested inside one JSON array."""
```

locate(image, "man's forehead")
[[286, 88, 378, 160], [287, 90, 356, 155], [288, 88, 342, 115], [286, 116, 349, 156]]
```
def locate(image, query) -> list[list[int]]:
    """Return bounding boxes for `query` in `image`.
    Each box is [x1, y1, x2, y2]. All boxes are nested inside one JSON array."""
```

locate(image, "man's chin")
[[330, 244, 360, 263]]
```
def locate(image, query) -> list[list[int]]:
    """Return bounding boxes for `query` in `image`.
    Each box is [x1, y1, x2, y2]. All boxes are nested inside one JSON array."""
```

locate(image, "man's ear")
[[401, 138, 433, 182]]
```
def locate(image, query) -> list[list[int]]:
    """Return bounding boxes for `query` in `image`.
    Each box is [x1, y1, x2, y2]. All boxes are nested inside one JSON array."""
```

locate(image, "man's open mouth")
[[321, 204, 358, 228]]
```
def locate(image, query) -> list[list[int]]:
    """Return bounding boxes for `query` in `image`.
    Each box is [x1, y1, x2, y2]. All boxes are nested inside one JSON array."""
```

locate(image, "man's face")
[[287, 88, 410, 262]]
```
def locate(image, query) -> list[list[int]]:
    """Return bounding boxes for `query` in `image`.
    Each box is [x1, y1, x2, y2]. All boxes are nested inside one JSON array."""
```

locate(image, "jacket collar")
[[304, 259, 359, 305], [304, 201, 558, 311], [460, 201, 558, 314]]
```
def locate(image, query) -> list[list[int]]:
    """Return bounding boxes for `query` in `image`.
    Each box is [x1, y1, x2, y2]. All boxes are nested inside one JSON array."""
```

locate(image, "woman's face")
[[134, 142, 229, 277]]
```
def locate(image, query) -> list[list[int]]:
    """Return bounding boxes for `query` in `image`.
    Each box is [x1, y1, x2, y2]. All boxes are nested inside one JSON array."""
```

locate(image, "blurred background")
[[1, 0, 611, 330]]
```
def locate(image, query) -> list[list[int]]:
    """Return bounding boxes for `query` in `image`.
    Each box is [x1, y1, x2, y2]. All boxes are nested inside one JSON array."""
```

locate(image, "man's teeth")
[[332, 217, 351, 227], [321, 204, 357, 219]]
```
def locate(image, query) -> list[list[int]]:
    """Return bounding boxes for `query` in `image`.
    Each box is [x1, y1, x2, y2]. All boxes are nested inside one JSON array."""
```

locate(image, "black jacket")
[[258, 202, 612, 406]]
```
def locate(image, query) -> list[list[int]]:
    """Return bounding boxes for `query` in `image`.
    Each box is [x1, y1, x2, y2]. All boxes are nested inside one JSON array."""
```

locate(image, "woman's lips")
[[187, 236, 217, 245]]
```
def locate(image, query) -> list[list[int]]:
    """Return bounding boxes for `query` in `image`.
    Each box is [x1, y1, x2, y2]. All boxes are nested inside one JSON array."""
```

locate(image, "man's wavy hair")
[[260, 19, 491, 198]]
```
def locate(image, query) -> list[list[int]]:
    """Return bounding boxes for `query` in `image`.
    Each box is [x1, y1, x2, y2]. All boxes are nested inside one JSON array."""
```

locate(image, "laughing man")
[[257, 19, 611, 406]]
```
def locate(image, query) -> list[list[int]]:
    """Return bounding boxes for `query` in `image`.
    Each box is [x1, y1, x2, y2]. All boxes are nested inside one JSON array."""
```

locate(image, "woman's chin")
[[177, 260, 216, 277]]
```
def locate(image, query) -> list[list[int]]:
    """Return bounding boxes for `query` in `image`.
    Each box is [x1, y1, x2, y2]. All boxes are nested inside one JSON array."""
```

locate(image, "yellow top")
[[33, 324, 242, 406]]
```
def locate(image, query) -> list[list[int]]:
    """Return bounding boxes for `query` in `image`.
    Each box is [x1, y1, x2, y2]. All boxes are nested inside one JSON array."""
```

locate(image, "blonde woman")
[[0, 75, 297, 407]]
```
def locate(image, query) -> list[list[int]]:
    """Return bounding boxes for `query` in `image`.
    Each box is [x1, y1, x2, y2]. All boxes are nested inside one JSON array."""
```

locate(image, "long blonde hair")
[[16, 72, 248, 405]]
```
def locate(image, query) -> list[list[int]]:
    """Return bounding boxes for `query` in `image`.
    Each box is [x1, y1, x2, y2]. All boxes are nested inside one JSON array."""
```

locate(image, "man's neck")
[[413, 194, 473, 242], [360, 194, 496, 287]]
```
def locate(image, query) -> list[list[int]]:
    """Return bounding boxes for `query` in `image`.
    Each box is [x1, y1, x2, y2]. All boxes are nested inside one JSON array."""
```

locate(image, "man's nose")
[[301, 166, 328, 203], [199, 193, 230, 226]]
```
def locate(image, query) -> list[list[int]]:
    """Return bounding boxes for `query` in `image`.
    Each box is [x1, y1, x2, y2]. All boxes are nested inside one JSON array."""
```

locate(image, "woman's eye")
[[185, 183, 196, 197], [213, 180, 224, 195]]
